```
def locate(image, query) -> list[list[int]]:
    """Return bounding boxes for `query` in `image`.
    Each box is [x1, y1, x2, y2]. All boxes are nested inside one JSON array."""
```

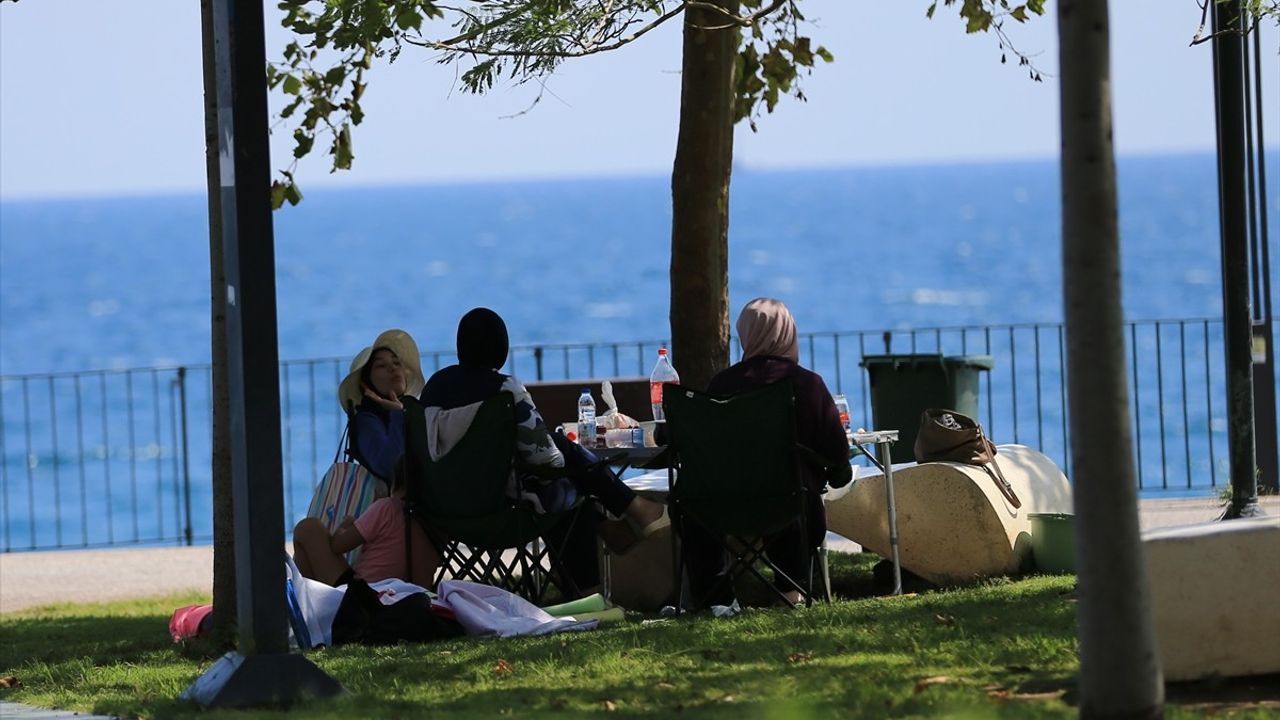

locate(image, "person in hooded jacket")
[[419, 307, 668, 595]]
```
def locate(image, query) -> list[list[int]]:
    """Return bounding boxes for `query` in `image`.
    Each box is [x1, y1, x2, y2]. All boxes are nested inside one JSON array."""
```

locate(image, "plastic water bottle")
[[833, 393, 853, 445], [649, 348, 680, 422], [577, 388, 597, 448], [833, 394, 852, 432]]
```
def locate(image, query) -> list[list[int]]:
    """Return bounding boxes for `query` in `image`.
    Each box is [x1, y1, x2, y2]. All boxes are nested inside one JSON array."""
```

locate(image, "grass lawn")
[[1, 555, 1275, 719]]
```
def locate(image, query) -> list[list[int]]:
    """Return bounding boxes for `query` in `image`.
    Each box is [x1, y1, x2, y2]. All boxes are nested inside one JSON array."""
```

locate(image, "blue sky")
[[0, 0, 1275, 199]]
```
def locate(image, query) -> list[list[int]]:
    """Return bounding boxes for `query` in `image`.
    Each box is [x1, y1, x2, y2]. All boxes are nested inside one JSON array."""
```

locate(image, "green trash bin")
[[860, 354, 994, 463]]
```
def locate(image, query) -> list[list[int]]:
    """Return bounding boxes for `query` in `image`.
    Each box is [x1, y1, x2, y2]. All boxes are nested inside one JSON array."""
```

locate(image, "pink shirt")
[[353, 497, 439, 585]]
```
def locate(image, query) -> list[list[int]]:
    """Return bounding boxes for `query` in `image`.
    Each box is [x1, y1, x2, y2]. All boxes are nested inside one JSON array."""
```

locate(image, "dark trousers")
[[552, 431, 637, 516], [542, 432, 640, 591], [682, 492, 826, 607]]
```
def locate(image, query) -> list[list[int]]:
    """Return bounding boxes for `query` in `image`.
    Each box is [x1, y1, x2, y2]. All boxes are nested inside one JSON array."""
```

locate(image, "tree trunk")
[[200, 0, 236, 650], [1057, 1, 1164, 717], [669, 0, 740, 390]]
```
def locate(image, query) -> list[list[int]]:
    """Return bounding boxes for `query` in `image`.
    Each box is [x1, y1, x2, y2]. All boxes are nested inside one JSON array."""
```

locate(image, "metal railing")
[[2, 318, 1275, 552]]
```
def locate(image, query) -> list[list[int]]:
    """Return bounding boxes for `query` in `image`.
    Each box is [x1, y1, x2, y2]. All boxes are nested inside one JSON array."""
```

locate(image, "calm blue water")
[[3, 153, 1263, 374], [0, 153, 1276, 550]]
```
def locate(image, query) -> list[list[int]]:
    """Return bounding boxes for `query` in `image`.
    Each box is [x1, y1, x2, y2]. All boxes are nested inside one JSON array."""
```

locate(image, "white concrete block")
[[825, 445, 1073, 585], [1143, 516, 1280, 682]]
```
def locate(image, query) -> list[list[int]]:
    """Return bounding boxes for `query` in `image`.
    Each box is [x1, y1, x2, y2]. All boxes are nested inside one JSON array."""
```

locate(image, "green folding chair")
[[402, 393, 587, 603], [664, 380, 832, 609]]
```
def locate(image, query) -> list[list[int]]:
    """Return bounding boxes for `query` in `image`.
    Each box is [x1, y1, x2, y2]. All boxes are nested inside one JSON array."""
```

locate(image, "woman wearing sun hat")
[[337, 329, 425, 482]]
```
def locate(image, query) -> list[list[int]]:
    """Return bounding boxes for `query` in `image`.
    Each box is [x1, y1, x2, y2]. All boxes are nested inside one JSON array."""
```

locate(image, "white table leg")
[[878, 441, 902, 596]]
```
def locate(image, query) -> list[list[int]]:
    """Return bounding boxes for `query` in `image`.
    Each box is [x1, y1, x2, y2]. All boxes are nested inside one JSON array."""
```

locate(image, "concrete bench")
[[825, 445, 1074, 585], [1144, 516, 1280, 681]]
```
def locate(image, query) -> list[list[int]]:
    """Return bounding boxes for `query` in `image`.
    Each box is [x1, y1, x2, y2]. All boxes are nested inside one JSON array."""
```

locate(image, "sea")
[[0, 152, 1276, 550]]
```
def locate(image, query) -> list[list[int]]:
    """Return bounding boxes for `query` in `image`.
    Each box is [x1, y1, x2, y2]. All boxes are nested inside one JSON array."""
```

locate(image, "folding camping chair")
[[664, 380, 832, 609], [401, 393, 589, 604]]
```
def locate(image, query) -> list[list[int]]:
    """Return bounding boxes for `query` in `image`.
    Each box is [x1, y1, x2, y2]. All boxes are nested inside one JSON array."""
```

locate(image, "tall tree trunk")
[[1058, 1, 1163, 717], [670, 0, 740, 390], [200, 0, 236, 650]]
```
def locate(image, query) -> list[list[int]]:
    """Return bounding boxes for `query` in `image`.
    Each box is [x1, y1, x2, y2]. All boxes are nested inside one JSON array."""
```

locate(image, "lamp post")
[[182, 0, 344, 706], [1210, 0, 1266, 519]]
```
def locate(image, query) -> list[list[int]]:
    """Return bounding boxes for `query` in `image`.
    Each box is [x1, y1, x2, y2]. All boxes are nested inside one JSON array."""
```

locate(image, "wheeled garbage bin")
[[860, 354, 994, 463]]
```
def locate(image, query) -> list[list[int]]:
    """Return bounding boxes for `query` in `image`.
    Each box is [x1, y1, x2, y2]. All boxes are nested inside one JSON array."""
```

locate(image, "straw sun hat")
[[337, 329, 425, 412]]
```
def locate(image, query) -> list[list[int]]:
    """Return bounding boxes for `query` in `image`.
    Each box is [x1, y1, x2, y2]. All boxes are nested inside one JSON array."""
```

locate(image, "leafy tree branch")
[[269, 0, 1045, 207]]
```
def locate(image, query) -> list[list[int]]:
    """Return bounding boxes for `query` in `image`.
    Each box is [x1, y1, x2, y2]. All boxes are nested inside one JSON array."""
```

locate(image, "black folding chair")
[[664, 380, 831, 609], [402, 393, 588, 603]]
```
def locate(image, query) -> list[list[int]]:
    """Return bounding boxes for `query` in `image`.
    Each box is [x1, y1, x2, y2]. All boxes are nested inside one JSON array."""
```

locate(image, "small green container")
[[1029, 512, 1077, 574]]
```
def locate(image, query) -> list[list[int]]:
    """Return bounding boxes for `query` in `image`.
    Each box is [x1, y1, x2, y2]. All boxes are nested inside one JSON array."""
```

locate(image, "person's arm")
[[503, 376, 565, 469], [329, 516, 365, 555], [806, 375, 854, 488], [354, 408, 404, 480]]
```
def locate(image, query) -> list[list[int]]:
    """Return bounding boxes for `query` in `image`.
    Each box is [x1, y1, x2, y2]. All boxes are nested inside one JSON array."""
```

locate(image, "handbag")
[[305, 425, 389, 563], [914, 408, 1021, 508]]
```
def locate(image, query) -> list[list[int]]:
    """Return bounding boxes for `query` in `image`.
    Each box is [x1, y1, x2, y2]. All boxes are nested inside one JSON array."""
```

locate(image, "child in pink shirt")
[[293, 457, 440, 587]]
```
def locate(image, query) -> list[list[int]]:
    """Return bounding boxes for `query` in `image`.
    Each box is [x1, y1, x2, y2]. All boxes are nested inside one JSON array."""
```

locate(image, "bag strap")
[[342, 400, 359, 464], [981, 453, 1021, 508], [332, 423, 350, 466], [970, 424, 1021, 509]]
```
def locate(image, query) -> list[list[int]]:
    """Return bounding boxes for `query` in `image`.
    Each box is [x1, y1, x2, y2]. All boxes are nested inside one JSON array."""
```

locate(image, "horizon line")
[[3, 146, 1273, 204]]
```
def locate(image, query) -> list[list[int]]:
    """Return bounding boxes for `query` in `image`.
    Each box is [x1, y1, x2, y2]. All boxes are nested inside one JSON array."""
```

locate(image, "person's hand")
[[337, 515, 356, 531], [362, 382, 403, 411]]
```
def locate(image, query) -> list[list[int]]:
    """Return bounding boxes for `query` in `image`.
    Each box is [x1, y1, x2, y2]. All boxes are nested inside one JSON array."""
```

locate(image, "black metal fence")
[[2, 318, 1276, 552]]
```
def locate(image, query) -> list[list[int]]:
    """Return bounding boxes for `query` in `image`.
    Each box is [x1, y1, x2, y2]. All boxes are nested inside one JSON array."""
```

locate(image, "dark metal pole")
[[183, 0, 342, 706], [178, 367, 193, 546], [1248, 19, 1278, 493], [214, 0, 289, 657], [1210, 0, 1261, 518]]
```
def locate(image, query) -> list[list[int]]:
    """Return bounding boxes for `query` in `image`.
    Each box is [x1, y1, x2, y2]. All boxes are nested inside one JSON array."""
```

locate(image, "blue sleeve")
[[354, 409, 404, 481]]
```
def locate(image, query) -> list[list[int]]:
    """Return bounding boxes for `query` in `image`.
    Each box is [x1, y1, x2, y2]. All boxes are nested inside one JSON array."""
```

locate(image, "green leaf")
[[815, 46, 835, 63], [292, 128, 314, 159], [282, 74, 302, 95], [1011, 6, 1029, 22], [394, 9, 422, 32], [284, 182, 303, 206], [333, 125, 353, 170], [324, 66, 347, 85], [926, 1, 938, 19], [270, 181, 287, 210], [280, 96, 305, 119], [791, 37, 814, 67]]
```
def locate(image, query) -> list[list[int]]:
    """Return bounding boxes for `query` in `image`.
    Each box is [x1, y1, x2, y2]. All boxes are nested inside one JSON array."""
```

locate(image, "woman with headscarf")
[[688, 297, 852, 607], [418, 307, 668, 594]]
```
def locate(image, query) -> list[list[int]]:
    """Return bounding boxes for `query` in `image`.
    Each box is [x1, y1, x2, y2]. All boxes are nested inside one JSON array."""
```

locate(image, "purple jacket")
[[706, 355, 852, 492]]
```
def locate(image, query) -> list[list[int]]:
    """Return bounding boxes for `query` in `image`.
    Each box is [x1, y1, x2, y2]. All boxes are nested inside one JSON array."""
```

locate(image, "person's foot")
[[633, 503, 670, 538], [601, 500, 670, 554], [781, 590, 803, 607], [627, 497, 665, 528], [598, 517, 642, 554]]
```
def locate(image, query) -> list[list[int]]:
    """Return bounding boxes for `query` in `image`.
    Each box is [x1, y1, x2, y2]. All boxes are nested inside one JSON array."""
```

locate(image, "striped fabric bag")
[[306, 461, 384, 531], [305, 428, 387, 564]]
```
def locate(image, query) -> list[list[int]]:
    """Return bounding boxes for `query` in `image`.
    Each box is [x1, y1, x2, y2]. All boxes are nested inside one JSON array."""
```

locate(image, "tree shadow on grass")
[[1164, 673, 1280, 713], [0, 578, 1087, 719], [0, 614, 174, 669]]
